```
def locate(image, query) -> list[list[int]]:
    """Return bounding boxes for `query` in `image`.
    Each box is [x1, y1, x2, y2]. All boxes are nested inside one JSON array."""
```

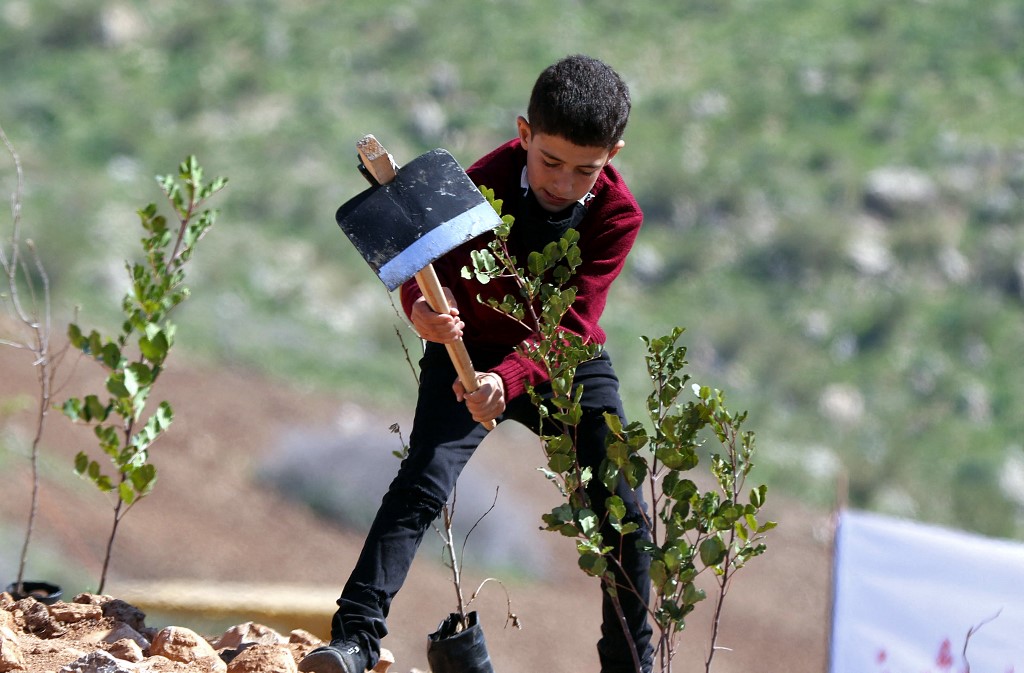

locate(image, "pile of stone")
[[0, 591, 396, 673]]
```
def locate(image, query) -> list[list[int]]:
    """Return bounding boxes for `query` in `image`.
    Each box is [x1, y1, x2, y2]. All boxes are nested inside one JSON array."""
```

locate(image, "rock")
[[49, 602, 104, 624], [71, 594, 104, 605], [374, 648, 395, 673], [100, 600, 146, 632], [214, 621, 285, 650], [863, 165, 939, 218], [225, 643, 297, 673], [846, 215, 893, 276], [287, 629, 319, 646], [106, 638, 144, 663], [100, 623, 150, 650], [0, 626, 25, 672], [16, 598, 64, 638], [818, 383, 865, 425], [151, 626, 227, 672], [57, 650, 134, 673]]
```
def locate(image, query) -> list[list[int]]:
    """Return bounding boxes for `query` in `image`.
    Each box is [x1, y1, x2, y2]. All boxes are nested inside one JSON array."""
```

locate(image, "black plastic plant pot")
[[5, 581, 63, 605], [426, 611, 495, 673]]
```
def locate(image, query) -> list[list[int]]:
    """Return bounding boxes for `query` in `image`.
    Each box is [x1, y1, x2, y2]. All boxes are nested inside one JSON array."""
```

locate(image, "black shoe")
[[298, 639, 369, 673]]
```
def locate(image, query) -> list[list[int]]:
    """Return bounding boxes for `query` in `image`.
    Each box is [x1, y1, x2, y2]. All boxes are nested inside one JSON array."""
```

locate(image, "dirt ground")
[[0, 339, 834, 673]]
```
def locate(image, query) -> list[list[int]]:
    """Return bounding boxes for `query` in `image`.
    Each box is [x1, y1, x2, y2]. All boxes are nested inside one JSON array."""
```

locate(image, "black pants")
[[332, 342, 654, 673]]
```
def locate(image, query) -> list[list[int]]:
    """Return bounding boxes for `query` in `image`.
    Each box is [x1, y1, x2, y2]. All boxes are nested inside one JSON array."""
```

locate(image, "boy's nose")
[[552, 173, 574, 197]]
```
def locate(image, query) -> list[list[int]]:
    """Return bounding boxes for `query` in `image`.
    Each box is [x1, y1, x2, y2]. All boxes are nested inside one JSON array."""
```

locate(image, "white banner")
[[829, 509, 1024, 673]]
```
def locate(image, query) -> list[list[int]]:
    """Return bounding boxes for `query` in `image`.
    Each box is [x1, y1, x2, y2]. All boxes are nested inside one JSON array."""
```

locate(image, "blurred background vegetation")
[[2, 0, 1023, 540]]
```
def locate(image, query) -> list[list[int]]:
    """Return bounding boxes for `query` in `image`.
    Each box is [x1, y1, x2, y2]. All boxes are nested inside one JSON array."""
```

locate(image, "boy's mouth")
[[539, 190, 572, 209]]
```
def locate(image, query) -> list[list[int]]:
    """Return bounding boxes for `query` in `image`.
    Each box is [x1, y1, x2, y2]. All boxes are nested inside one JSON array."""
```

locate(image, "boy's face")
[[517, 117, 624, 213]]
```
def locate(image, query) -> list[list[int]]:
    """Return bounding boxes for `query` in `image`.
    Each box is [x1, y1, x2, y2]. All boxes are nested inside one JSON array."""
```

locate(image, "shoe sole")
[[297, 648, 362, 673]]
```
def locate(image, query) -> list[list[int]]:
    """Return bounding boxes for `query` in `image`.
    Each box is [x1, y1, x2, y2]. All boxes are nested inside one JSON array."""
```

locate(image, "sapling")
[[603, 329, 775, 672], [464, 188, 775, 672], [387, 326, 519, 635], [1, 123, 72, 598], [62, 156, 226, 593]]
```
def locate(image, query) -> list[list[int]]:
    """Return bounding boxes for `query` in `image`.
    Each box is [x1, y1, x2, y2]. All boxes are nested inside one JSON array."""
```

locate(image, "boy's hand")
[[454, 372, 506, 424], [410, 289, 464, 343]]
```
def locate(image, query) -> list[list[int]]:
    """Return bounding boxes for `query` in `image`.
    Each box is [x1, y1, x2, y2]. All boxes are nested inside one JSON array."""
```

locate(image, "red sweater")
[[400, 139, 643, 401]]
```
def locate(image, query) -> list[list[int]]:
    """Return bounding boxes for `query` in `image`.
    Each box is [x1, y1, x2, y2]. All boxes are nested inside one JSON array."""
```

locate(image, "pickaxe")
[[336, 135, 501, 431]]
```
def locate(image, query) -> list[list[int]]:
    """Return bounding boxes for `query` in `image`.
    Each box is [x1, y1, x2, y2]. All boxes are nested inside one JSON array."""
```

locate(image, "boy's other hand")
[[454, 372, 506, 423], [410, 290, 464, 343]]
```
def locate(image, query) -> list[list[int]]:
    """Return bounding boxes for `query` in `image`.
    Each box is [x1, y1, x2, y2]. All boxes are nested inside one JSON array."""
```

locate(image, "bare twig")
[[387, 291, 420, 386], [433, 486, 505, 630], [962, 609, 1002, 673], [470, 577, 521, 630], [434, 490, 468, 626], [459, 486, 500, 567]]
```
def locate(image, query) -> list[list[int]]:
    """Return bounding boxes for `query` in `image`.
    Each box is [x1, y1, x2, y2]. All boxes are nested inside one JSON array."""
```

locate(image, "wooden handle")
[[414, 266, 496, 431], [357, 135, 496, 431], [356, 134, 398, 183]]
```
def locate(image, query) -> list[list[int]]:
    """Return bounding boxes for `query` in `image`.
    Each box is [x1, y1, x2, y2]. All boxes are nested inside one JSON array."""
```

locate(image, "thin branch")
[[469, 577, 521, 630], [387, 290, 420, 386], [459, 486, 500, 565], [961, 609, 1002, 673], [433, 488, 468, 625]]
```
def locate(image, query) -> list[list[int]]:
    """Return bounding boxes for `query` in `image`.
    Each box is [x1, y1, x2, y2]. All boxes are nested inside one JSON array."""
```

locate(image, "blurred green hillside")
[[2, 0, 1023, 539]]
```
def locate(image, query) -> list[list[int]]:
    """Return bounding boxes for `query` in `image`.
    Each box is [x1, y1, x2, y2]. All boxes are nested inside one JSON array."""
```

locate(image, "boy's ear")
[[606, 139, 626, 162], [516, 116, 531, 148]]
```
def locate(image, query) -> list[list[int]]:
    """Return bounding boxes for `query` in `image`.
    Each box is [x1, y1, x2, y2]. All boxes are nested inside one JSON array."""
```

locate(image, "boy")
[[300, 54, 653, 673]]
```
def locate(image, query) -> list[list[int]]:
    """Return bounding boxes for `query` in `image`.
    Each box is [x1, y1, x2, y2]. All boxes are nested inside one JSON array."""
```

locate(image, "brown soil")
[[0, 340, 834, 672]]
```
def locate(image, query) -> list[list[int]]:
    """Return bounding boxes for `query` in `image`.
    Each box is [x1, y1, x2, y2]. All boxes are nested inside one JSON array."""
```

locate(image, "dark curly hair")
[[526, 54, 631, 149]]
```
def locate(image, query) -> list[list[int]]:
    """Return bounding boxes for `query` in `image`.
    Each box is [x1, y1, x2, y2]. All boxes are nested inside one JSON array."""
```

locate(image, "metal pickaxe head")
[[335, 146, 501, 291]]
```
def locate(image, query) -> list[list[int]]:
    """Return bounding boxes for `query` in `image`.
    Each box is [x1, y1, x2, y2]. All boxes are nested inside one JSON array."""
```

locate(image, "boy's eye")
[[543, 160, 560, 168]]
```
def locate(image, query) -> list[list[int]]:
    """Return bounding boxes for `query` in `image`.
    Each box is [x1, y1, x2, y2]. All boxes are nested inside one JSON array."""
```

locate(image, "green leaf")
[[130, 463, 157, 495], [649, 559, 668, 591], [699, 535, 727, 567], [604, 411, 624, 435], [95, 474, 114, 492], [100, 342, 122, 369], [139, 330, 169, 362], [95, 426, 120, 457], [67, 323, 85, 348], [128, 363, 154, 389], [106, 375, 130, 400], [578, 509, 599, 536], [606, 495, 626, 522], [548, 453, 574, 473], [87, 331, 102, 357], [118, 482, 137, 505], [577, 551, 607, 577], [527, 250, 547, 276], [62, 398, 82, 422], [155, 401, 173, 429], [123, 367, 140, 397], [682, 582, 706, 607], [750, 484, 768, 507]]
